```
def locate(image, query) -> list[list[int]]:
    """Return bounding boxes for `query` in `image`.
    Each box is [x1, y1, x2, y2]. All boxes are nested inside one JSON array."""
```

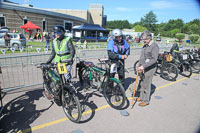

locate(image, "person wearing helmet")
[[107, 29, 130, 87], [46, 25, 75, 82], [137, 30, 159, 107]]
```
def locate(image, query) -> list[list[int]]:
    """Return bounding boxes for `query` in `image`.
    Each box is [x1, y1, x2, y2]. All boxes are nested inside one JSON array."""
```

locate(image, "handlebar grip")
[[60, 59, 72, 64]]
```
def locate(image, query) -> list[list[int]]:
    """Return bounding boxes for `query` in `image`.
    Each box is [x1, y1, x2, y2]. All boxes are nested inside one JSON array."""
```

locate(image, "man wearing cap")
[[137, 30, 159, 107]]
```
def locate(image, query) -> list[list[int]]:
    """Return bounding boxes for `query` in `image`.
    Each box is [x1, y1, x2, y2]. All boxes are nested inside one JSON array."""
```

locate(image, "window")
[[42, 20, 46, 32], [24, 19, 28, 25], [0, 34, 3, 38], [64, 21, 73, 32], [0, 17, 5, 27]]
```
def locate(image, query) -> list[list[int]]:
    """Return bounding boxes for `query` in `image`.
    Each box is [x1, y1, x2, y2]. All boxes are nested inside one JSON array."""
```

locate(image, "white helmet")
[[112, 29, 122, 37]]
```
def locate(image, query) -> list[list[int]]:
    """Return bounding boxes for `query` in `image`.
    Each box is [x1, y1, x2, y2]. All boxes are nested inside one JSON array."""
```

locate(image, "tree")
[[106, 20, 131, 29], [133, 25, 147, 32], [157, 22, 168, 37], [140, 10, 157, 32], [131, 22, 141, 28], [175, 33, 185, 41], [188, 19, 200, 25], [182, 23, 189, 34], [165, 19, 184, 31], [188, 24, 200, 35]]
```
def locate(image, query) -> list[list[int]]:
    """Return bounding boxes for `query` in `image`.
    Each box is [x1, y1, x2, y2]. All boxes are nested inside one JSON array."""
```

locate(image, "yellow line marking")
[[19, 73, 198, 133], [156, 73, 197, 90]]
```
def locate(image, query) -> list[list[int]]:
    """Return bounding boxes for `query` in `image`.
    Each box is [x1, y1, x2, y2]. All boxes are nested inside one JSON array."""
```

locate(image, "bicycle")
[[156, 52, 178, 81], [0, 82, 6, 117], [186, 51, 200, 72], [171, 51, 192, 77], [133, 53, 178, 81], [36, 62, 82, 123], [76, 57, 126, 110]]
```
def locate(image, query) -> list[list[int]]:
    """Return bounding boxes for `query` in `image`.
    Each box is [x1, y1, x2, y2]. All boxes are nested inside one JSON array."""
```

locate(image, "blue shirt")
[[107, 39, 130, 59]]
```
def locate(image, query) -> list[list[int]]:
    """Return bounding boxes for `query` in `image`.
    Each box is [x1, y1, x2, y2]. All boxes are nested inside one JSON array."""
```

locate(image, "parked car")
[[156, 36, 161, 41], [0, 27, 9, 33], [0, 33, 26, 48]]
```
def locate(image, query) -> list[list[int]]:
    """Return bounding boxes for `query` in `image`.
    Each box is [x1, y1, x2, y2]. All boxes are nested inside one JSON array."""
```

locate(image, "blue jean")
[[45, 41, 50, 49]]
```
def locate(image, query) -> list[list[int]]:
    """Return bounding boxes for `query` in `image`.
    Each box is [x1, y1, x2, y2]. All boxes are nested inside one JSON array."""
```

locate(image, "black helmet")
[[53, 25, 65, 36]]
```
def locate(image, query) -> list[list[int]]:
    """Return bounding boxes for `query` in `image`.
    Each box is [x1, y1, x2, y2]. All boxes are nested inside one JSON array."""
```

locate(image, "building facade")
[[0, 0, 107, 33]]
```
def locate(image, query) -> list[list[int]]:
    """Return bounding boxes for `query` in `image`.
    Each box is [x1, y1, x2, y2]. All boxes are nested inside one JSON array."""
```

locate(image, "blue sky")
[[10, 0, 200, 23]]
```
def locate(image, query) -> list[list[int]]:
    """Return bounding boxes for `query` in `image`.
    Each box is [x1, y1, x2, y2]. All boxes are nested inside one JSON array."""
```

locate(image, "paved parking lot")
[[1, 52, 200, 133]]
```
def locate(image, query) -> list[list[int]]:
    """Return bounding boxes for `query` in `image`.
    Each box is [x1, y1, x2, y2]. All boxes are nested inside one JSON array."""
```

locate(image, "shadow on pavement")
[[124, 76, 156, 109], [124, 77, 136, 91], [0, 89, 53, 133], [78, 92, 98, 124]]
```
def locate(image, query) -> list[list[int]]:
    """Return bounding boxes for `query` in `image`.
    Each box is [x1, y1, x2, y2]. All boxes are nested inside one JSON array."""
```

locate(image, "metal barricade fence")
[[0, 53, 50, 92], [0, 46, 172, 93]]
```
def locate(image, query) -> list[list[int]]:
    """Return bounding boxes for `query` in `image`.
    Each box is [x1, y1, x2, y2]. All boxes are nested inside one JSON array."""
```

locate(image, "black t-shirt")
[[4, 34, 11, 41]]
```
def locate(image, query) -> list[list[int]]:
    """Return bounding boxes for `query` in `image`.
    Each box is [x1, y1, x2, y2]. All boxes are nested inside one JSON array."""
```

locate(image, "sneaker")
[[138, 102, 149, 107]]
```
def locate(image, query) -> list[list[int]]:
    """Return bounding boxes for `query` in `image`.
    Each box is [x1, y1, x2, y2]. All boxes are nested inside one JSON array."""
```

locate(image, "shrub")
[[175, 33, 185, 41], [190, 34, 200, 43]]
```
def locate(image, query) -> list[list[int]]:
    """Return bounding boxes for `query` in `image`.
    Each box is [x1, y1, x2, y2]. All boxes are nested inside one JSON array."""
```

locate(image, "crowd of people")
[[44, 25, 161, 107]]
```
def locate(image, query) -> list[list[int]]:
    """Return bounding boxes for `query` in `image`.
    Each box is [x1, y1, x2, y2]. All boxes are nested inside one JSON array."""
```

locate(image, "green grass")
[[1, 39, 199, 55], [27, 41, 45, 46]]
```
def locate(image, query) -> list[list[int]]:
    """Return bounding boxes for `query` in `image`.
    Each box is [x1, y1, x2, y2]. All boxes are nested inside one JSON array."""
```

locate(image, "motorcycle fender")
[[109, 77, 120, 83]]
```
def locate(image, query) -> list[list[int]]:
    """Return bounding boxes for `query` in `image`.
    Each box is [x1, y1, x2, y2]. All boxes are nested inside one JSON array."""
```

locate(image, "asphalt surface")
[[1, 46, 200, 133]]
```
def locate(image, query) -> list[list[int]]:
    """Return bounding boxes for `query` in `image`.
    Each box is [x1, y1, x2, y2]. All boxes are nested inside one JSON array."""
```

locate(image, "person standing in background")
[[45, 32, 51, 50], [4, 32, 11, 48]]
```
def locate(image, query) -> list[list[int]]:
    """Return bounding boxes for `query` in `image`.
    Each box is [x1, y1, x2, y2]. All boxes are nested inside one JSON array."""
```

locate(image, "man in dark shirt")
[[4, 32, 11, 48], [137, 30, 159, 107]]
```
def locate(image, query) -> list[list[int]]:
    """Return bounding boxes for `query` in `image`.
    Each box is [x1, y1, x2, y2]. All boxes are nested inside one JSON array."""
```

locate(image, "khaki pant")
[[139, 67, 156, 104]]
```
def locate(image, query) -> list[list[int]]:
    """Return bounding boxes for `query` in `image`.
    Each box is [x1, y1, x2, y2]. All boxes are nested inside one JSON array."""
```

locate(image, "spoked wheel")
[[161, 63, 178, 81], [62, 87, 82, 123], [191, 61, 200, 71], [133, 60, 139, 75], [104, 78, 126, 110], [179, 64, 192, 77]]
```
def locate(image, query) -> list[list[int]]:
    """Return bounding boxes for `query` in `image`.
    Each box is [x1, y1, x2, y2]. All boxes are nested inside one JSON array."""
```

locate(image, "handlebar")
[[98, 58, 130, 73], [36, 63, 56, 69], [98, 58, 109, 63]]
